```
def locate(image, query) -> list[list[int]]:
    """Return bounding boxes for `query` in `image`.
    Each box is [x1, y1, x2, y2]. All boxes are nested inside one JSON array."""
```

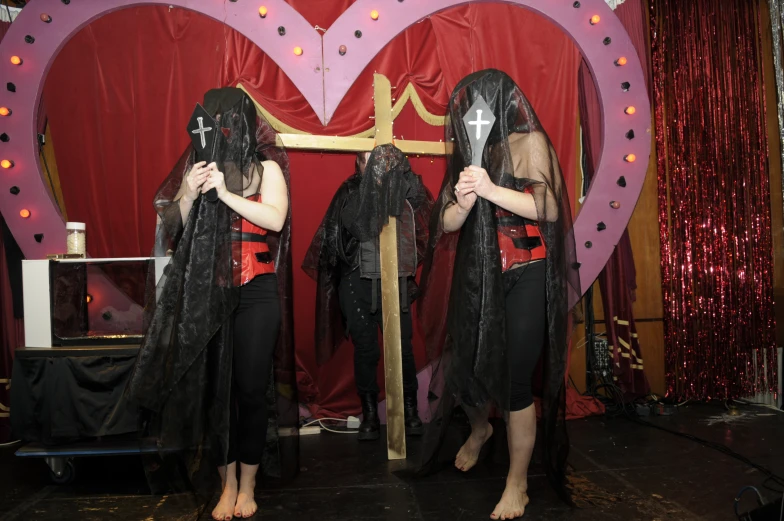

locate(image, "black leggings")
[[506, 261, 546, 412], [227, 274, 280, 466], [339, 269, 418, 396]]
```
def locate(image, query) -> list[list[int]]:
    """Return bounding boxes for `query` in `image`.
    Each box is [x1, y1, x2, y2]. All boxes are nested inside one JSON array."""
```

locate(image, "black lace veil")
[[124, 87, 298, 492], [417, 70, 579, 501]]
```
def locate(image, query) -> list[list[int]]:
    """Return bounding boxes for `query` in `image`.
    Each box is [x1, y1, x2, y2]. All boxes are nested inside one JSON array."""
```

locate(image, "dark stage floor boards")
[[1, 403, 782, 520]]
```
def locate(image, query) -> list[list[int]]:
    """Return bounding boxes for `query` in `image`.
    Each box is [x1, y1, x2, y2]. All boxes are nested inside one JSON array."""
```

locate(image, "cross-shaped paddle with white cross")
[[452, 95, 497, 204], [468, 109, 491, 141], [462, 95, 496, 166]]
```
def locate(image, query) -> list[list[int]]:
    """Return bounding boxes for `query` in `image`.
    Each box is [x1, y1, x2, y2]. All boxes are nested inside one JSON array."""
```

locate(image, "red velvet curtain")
[[578, 0, 650, 396], [41, 3, 580, 417], [0, 216, 24, 443], [0, 19, 25, 443], [653, 0, 777, 399]]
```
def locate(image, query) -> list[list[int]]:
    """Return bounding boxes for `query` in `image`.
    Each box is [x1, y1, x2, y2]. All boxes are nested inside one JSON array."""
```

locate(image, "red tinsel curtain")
[[652, 0, 777, 399]]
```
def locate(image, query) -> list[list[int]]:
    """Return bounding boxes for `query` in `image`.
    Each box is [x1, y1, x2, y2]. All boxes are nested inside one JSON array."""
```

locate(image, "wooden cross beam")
[[276, 134, 448, 155], [372, 74, 405, 460], [270, 74, 445, 460]]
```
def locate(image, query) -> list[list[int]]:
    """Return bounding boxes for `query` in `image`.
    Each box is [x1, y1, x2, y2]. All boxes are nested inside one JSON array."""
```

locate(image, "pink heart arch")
[[0, 0, 650, 307]]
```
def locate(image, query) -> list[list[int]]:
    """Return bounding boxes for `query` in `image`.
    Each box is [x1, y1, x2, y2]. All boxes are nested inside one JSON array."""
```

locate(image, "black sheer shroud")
[[416, 70, 580, 502], [302, 145, 432, 366], [123, 88, 298, 493]]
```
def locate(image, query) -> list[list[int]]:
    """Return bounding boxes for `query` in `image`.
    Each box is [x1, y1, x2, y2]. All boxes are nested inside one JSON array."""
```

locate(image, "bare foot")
[[212, 483, 238, 521], [455, 422, 493, 472], [234, 489, 258, 518], [490, 482, 529, 520]]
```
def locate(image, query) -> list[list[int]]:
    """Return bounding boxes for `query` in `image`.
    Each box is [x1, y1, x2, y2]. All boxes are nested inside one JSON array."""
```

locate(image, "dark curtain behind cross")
[[578, 0, 651, 396]]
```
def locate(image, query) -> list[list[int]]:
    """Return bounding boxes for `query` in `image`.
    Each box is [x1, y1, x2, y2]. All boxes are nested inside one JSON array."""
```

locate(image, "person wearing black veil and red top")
[[417, 70, 580, 519], [124, 87, 298, 520], [302, 146, 432, 440]]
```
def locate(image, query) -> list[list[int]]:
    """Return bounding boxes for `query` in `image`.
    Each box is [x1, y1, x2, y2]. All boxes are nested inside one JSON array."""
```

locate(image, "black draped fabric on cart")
[[122, 88, 298, 492], [12, 350, 138, 443], [302, 145, 432, 366], [416, 70, 579, 502]]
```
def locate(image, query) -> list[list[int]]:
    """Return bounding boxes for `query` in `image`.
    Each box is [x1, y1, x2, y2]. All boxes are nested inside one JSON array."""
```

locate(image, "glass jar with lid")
[[66, 222, 86, 256]]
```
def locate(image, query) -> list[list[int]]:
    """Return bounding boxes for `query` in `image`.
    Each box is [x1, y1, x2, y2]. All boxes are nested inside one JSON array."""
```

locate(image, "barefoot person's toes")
[[455, 423, 493, 472], [490, 482, 528, 520], [234, 490, 258, 519], [212, 484, 238, 521]]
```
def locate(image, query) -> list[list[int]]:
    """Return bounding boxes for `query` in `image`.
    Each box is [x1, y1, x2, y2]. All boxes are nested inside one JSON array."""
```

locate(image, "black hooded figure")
[[124, 88, 298, 520], [416, 70, 580, 519], [303, 145, 433, 441]]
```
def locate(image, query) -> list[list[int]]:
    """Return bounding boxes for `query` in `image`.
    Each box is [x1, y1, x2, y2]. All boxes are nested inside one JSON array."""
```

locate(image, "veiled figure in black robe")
[[302, 146, 433, 439], [417, 70, 580, 519], [124, 88, 298, 519]]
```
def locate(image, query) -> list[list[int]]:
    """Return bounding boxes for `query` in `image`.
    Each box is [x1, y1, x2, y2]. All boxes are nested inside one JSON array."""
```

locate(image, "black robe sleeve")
[[302, 177, 359, 366]]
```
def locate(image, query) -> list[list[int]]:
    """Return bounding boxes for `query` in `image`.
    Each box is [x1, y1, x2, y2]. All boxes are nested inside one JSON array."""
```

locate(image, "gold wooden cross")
[[270, 74, 447, 460]]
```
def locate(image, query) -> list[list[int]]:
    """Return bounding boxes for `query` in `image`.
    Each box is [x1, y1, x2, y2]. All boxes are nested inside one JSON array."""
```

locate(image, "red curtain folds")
[[41, 3, 580, 417], [578, 0, 650, 396], [652, 0, 777, 399], [0, 20, 25, 443], [0, 215, 24, 443]]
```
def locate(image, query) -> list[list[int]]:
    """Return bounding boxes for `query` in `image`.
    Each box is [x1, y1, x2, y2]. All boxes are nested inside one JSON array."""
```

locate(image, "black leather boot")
[[358, 393, 380, 441], [404, 394, 424, 436]]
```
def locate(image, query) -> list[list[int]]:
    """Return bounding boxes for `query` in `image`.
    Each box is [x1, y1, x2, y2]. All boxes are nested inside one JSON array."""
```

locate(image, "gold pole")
[[266, 74, 443, 459], [373, 73, 406, 460], [275, 134, 449, 156]]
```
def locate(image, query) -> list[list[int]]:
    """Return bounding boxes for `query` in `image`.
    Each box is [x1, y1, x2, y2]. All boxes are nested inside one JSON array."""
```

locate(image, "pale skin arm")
[[442, 132, 558, 232], [442, 197, 473, 233], [475, 172, 540, 220], [200, 160, 289, 232], [176, 161, 210, 223]]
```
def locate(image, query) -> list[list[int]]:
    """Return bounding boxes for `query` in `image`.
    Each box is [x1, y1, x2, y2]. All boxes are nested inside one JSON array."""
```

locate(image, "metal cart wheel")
[[45, 457, 75, 485]]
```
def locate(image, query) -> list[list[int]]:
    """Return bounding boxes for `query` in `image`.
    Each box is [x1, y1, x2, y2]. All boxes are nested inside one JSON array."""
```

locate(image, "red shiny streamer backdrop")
[[652, 0, 777, 399]]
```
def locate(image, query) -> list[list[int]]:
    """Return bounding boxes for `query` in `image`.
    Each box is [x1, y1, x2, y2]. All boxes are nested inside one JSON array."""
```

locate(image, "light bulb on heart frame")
[[0, 0, 652, 305], [370, 10, 380, 20]]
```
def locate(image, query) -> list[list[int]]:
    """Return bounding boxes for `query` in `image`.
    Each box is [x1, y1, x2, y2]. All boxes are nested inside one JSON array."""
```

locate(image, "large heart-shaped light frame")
[[0, 0, 650, 306]]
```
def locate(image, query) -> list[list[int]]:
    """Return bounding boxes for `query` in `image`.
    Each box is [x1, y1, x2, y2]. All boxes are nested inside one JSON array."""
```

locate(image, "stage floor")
[[1, 403, 782, 520]]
